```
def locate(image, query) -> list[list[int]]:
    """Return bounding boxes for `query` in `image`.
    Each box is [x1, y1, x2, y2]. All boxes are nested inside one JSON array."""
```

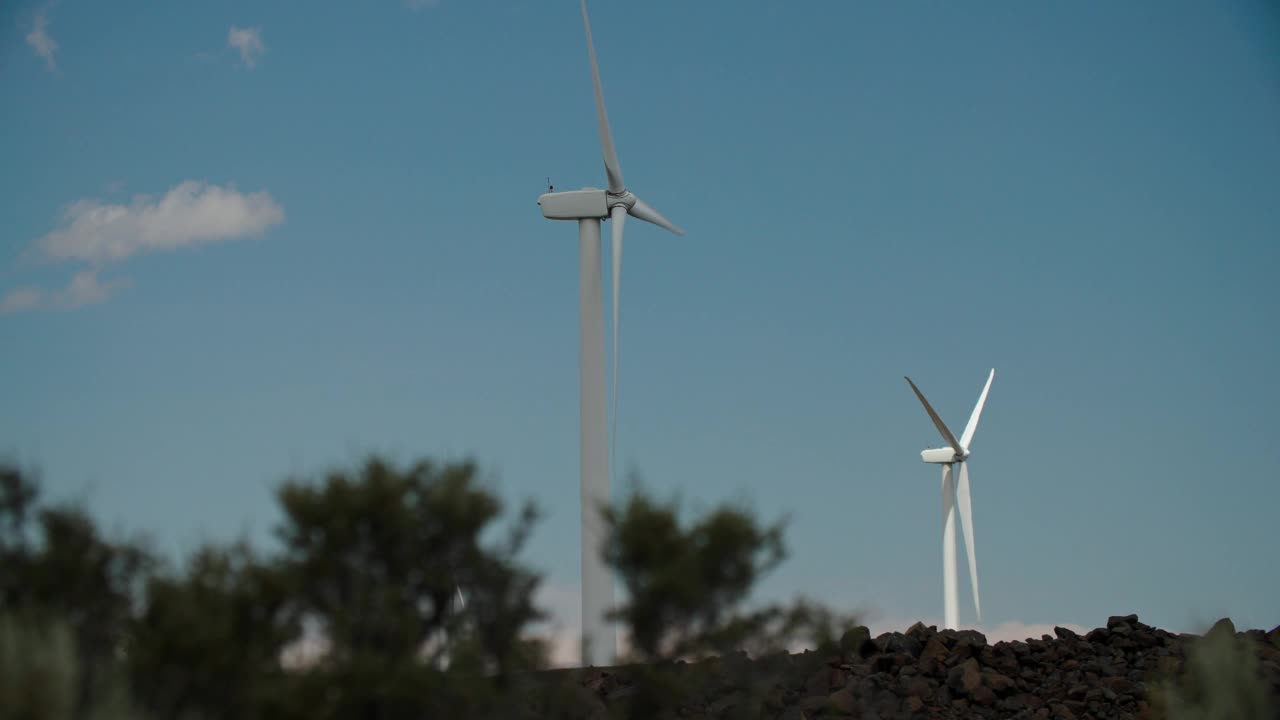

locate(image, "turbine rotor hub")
[[606, 189, 636, 210]]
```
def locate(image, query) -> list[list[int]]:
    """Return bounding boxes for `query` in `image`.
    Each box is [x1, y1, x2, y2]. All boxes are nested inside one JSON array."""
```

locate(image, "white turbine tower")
[[904, 369, 995, 631], [537, 0, 684, 667]]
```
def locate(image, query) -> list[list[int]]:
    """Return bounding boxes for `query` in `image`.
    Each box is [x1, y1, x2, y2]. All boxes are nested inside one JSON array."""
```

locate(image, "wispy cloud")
[[35, 181, 284, 264], [227, 26, 265, 69], [1, 181, 283, 316], [26, 7, 58, 72], [0, 270, 126, 315]]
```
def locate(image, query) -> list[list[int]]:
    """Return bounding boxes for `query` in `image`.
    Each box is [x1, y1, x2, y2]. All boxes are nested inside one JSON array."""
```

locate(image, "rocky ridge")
[[562, 615, 1280, 719]]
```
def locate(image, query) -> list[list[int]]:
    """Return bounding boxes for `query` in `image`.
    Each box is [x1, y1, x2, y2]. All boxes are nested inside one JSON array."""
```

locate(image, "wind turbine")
[[537, 0, 684, 667], [903, 369, 995, 631]]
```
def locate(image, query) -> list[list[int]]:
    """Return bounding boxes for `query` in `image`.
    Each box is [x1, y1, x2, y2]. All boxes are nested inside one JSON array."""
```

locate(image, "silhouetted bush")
[[1152, 619, 1277, 720]]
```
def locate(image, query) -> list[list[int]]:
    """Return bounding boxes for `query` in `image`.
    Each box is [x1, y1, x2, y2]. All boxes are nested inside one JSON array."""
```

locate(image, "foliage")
[[0, 457, 875, 719], [0, 612, 147, 720], [128, 542, 295, 719], [602, 487, 788, 661], [601, 484, 862, 719], [1152, 620, 1277, 720], [0, 464, 154, 719], [0, 613, 78, 720], [272, 456, 545, 675]]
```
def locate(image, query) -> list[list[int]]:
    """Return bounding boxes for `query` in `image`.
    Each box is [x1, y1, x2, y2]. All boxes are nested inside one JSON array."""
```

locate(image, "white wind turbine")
[[537, 0, 685, 667], [903, 369, 995, 631]]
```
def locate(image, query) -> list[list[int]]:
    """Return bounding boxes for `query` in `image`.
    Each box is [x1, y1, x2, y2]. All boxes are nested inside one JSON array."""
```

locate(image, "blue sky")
[[3, 0, 1279, 653]]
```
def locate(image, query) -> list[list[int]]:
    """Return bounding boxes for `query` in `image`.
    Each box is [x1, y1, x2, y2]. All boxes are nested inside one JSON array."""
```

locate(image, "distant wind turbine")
[[904, 369, 995, 630], [537, 0, 684, 667]]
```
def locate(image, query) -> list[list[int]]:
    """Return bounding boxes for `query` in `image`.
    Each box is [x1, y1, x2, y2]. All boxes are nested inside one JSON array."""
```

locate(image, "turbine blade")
[[956, 462, 981, 622], [905, 376, 963, 455], [610, 206, 626, 475], [581, 0, 625, 194], [628, 196, 684, 236], [960, 369, 995, 451]]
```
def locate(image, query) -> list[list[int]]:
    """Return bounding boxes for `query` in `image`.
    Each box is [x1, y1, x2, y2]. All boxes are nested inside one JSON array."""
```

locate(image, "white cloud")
[[26, 8, 58, 72], [0, 287, 44, 315], [227, 26, 264, 69], [0, 270, 125, 315], [35, 180, 285, 264]]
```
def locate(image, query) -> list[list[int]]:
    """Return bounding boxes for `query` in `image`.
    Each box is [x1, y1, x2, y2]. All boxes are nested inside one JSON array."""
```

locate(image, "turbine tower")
[[904, 369, 995, 630], [537, 0, 684, 666]]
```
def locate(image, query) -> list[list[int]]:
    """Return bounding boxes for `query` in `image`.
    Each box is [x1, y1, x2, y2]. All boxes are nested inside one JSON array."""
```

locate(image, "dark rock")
[[947, 658, 983, 696], [919, 635, 949, 676], [984, 669, 1017, 695], [803, 667, 831, 694], [798, 694, 829, 713], [991, 646, 1020, 675], [1102, 676, 1138, 696], [839, 625, 874, 660], [1206, 617, 1236, 638], [901, 676, 933, 700], [1107, 614, 1139, 628], [886, 633, 923, 658], [708, 691, 744, 715], [828, 687, 856, 715], [555, 614, 1280, 720], [1132, 628, 1159, 648], [954, 629, 988, 648], [970, 684, 996, 706], [1051, 702, 1077, 719], [905, 621, 934, 642], [1154, 655, 1180, 676], [1001, 693, 1032, 712]]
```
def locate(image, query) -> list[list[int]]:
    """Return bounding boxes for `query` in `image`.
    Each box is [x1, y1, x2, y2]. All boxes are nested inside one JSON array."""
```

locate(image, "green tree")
[[601, 484, 860, 719], [268, 456, 549, 719], [128, 541, 296, 720], [602, 486, 793, 661], [0, 613, 78, 720], [0, 464, 153, 718]]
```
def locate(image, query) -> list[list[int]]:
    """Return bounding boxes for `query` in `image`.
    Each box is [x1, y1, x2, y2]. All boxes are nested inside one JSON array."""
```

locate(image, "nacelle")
[[538, 189, 609, 220], [921, 447, 961, 464]]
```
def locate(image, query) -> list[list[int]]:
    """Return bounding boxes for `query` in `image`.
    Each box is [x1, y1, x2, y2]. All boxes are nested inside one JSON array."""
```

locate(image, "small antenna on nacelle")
[[546, 176, 554, 192]]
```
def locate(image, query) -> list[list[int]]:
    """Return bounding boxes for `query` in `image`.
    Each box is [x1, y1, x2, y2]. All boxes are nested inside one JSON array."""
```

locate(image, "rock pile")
[[562, 615, 1280, 719]]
